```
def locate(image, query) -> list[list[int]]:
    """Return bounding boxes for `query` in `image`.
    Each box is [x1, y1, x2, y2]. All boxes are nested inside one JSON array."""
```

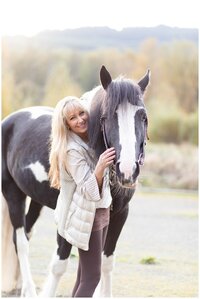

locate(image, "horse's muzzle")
[[116, 162, 140, 189]]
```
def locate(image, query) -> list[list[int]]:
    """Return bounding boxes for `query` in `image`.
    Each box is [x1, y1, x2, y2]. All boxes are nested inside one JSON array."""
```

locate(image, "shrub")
[[139, 143, 198, 190], [148, 106, 198, 145]]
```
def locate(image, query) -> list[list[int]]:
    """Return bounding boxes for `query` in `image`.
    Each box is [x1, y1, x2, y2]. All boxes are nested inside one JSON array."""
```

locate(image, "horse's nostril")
[[133, 162, 140, 180], [138, 153, 145, 165]]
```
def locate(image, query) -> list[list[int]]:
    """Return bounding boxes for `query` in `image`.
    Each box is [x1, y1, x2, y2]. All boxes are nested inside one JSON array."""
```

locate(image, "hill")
[[3, 25, 198, 51]]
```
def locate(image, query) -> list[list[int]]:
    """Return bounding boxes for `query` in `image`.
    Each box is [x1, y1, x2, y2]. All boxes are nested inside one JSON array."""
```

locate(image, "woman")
[[48, 96, 115, 297]]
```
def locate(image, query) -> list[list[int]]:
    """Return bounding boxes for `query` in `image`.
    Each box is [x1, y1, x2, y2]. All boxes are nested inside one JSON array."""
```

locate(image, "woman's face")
[[66, 107, 89, 139]]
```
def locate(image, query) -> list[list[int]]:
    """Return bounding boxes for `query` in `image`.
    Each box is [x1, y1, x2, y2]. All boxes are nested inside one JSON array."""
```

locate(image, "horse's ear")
[[138, 69, 150, 93], [100, 65, 112, 90]]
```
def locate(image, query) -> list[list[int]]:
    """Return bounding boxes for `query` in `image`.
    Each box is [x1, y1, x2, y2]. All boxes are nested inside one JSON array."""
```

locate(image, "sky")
[[0, 0, 199, 37]]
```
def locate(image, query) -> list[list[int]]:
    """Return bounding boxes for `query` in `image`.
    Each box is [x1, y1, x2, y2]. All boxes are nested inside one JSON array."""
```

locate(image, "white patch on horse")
[[81, 86, 101, 112], [100, 254, 115, 297], [2, 107, 53, 122], [25, 161, 48, 182], [24, 107, 53, 119], [117, 102, 144, 180], [16, 228, 37, 296], [40, 252, 68, 297]]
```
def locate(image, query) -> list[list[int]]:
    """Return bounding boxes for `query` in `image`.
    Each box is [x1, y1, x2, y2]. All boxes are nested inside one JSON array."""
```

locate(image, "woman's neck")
[[77, 132, 89, 143]]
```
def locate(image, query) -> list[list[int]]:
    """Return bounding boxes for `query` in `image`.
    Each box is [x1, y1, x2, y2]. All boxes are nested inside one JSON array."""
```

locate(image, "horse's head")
[[99, 66, 150, 188]]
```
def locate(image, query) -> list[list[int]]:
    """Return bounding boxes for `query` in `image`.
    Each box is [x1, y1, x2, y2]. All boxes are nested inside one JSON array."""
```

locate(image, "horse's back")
[[2, 106, 59, 209]]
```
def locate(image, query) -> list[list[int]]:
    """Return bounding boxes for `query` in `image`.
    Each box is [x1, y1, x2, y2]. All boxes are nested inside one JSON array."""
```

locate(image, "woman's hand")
[[94, 148, 115, 190], [96, 148, 115, 172]]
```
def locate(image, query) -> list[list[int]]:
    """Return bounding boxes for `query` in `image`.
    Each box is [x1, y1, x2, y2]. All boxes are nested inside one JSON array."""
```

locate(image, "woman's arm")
[[94, 148, 115, 191], [66, 147, 115, 201]]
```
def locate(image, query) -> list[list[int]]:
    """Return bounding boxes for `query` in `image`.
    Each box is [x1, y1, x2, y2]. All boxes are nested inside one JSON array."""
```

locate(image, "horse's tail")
[[1, 194, 20, 292]]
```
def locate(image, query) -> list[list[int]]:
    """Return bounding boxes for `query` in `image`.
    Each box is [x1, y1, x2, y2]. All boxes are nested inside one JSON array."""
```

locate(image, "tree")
[[2, 72, 16, 118], [162, 41, 198, 112], [43, 62, 83, 107]]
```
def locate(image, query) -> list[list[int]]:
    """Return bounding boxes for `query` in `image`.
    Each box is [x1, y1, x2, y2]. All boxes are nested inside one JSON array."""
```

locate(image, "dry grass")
[[139, 143, 198, 190]]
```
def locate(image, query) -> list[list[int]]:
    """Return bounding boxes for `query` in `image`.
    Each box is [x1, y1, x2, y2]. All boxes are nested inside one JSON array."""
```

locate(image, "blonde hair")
[[48, 96, 87, 189]]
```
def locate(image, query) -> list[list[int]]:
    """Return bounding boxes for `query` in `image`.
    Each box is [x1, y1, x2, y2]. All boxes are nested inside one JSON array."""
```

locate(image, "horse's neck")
[[110, 181, 134, 215], [81, 86, 101, 112], [82, 86, 106, 157]]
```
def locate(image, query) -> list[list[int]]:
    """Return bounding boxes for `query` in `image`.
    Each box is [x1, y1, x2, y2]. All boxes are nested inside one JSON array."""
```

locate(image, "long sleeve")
[[66, 149, 102, 202]]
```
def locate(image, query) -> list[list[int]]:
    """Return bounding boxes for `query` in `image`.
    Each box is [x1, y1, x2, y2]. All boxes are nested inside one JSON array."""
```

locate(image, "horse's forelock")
[[103, 77, 142, 117]]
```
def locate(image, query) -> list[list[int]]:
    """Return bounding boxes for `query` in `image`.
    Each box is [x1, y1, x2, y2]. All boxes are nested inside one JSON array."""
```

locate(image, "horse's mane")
[[88, 87, 106, 157]]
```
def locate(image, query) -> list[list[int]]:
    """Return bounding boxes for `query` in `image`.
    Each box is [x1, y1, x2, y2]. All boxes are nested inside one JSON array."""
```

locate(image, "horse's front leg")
[[100, 205, 129, 297], [40, 233, 72, 297]]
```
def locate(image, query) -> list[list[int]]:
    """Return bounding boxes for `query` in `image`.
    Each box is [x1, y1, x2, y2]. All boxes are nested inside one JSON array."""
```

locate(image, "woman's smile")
[[66, 108, 89, 140]]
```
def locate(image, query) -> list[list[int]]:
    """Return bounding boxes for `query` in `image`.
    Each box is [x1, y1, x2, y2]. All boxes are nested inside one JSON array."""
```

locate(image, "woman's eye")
[[80, 111, 85, 116]]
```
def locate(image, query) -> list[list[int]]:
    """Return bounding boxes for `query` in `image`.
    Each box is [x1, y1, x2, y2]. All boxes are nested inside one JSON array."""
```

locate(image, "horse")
[[1, 65, 150, 297]]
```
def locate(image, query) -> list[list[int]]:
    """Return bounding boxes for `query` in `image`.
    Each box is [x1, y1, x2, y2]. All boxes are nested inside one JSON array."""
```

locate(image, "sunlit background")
[[1, 0, 199, 36], [1, 0, 198, 188], [1, 0, 198, 191]]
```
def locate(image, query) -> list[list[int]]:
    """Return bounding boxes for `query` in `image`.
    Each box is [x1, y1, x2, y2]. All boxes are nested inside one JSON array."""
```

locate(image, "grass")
[[140, 256, 158, 265]]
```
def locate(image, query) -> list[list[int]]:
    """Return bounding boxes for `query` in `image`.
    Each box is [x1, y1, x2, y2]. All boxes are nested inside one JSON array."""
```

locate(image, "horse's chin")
[[118, 179, 138, 189]]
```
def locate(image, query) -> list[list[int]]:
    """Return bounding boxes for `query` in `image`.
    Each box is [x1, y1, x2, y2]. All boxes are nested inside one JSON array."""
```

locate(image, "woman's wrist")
[[94, 167, 104, 190]]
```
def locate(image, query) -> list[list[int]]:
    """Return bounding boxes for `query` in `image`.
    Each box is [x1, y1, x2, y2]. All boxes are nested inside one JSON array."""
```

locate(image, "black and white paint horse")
[[2, 66, 150, 297]]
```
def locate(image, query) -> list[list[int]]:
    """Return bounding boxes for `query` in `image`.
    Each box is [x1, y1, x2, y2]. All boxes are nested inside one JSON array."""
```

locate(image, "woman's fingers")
[[102, 148, 115, 157], [100, 148, 115, 166]]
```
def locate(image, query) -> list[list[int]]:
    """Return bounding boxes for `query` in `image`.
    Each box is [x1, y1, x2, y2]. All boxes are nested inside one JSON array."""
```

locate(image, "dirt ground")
[[2, 189, 198, 297]]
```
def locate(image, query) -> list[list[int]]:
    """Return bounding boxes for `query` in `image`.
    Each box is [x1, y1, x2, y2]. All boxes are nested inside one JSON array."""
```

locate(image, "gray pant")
[[72, 226, 108, 297]]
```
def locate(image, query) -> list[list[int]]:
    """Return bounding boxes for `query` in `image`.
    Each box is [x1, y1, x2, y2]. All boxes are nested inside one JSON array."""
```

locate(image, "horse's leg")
[[25, 200, 43, 238], [101, 205, 129, 297], [2, 178, 37, 297], [1, 194, 20, 293], [40, 232, 72, 297]]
